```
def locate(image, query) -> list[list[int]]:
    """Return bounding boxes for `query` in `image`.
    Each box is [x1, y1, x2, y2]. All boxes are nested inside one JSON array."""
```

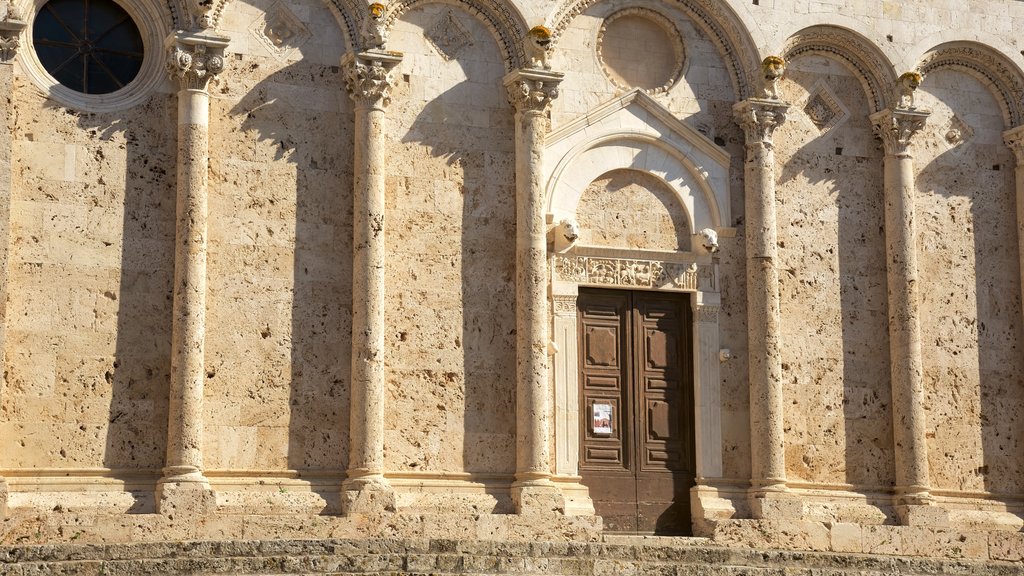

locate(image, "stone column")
[[1004, 126, 1024, 348], [0, 15, 25, 521], [870, 107, 936, 524], [504, 67, 564, 514], [341, 49, 401, 514], [157, 31, 227, 514], [733, 95, 793, 518]]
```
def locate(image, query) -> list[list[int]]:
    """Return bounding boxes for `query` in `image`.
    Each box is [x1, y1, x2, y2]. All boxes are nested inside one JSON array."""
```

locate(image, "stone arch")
[[915, 42, 1024, 128], [384, 0, 528, 71], [782, 25, 897, 113], [546, 0, 760, 99]]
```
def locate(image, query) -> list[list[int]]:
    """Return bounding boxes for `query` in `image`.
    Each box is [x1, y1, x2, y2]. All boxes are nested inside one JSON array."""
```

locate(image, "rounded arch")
[[546, 0, 760, 99], [781, 25, 897, 113], [384, 0, 528, 71], [915, 41, 1024, 128], [547, 133, 725, 234]]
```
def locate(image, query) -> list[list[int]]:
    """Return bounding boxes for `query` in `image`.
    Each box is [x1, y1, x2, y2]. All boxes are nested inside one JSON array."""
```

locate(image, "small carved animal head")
[[528, 25, 553, 47], [558, 218, 580, 244], [368, 2, 386, 18], [762, 56, 785, 81], [699, 228, 719, 253], [899, 71, 923, 91]]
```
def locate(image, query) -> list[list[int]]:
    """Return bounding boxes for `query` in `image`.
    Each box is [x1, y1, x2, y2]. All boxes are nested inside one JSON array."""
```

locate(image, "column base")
[[690, 482, 737, 536], [0, 477, 8, 520], [156, 467, 215, 517], [512, 479, 565, 515], [749, 484, 802, 520], [341, 475, 395, 515]]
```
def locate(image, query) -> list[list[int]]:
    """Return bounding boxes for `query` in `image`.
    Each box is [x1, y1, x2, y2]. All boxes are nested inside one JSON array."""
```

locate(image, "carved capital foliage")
[[166, 32, 229, 91], [1004, 125, 1024, 164], [870, 108, 930, 158], [0, 18, 26, 63], [504, 68, 563, 114], [733, 98, 789, 148], [343, 50, 402, 109]]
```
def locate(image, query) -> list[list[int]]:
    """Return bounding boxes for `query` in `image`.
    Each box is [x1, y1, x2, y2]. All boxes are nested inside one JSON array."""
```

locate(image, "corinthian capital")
[[1003, 125, 1024, 164], [0, 16, 27, 63], [870, 108, 930, 158], [342, 50, 403, 109], [504, 68, 563, 114], [166, 31, 229, 92], [733, 98, 789, 148]]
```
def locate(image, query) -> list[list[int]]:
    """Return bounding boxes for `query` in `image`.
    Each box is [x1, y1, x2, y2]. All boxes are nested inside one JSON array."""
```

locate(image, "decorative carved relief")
[[555, 255, 713, 293], [550, 0, 754, 98], [801, 82, 849, 133], [0, 16, 26, 63], [734, 99, 789, 148], [1004, 125, 1024, 164], [943, 115, 974, 147], [362, 2, 388, 50], [760, 56, 785, 100], [167, 35, 227, 91], [505, 68, 563, 113], [870, 108, 929, 158], [425, 10, 473, 61], [552, 295, 578, 315], [695, 305, 720, 323], [250, 1, 311, 60], [918, 43, 1024, 126], [524, 25, 553, 70], [895, 71, 923, 110]]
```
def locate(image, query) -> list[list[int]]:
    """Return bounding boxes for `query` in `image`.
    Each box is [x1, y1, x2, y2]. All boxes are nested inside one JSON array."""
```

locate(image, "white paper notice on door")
[[593, 403, 613, 435]]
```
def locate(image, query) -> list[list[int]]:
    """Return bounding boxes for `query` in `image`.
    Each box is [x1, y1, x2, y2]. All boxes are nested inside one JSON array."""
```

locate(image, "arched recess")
[[544, 89, 732, 519], [547, 0, 760, 100], [915, 42, 1024, 128], [384, 0, 528, 71], [782, 25, 897, 113]]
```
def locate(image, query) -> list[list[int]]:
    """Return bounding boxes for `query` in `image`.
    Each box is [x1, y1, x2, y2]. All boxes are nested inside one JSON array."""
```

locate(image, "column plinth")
[[341, 49, 401, 515], [734, 96, 795, 519], [505, 67, 565, 514], [157, 30, 228, 515], [870, 107, 937, 524]]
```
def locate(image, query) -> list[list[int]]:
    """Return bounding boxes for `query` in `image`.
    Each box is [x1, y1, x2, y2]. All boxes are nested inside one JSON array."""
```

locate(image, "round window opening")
[[33, 0, 144, 95]]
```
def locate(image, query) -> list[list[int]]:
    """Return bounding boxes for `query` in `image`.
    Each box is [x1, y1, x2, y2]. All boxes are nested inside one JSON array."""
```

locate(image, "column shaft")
[[505, 68, 564, 513], [341, 50, 401, 512], [734, 99, 789, 499], [870, 107, 932, 515]]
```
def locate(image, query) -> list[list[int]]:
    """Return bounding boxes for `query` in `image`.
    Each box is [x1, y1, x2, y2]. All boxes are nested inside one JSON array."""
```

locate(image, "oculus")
[[597, 8, 684, 94], [33, 0, 144, 94]]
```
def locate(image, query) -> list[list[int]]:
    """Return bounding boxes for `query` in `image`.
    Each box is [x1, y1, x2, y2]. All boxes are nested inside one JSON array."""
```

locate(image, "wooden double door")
[[577, 288, 695, 535]]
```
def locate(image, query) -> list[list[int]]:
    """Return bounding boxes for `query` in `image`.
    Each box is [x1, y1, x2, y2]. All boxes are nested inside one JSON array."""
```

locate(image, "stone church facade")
[[0, 0, 1023, 561]]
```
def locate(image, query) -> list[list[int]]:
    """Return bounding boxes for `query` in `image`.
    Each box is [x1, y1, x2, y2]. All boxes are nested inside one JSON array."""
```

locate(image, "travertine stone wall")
[[576, 169, 691, 251], [203, 1, 353, 473], [775, 55, 894, 489], [383, 5, 517, 474], [912, 70, 1024, 496], [1, 84, 176, 471]]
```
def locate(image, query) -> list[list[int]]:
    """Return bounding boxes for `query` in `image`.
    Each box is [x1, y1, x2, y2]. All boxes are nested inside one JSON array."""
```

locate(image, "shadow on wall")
[[63, 94, 177, 513], [916, 70, 1024, 500], [777, 58, 895, 503], [225, 58, 354, 513]]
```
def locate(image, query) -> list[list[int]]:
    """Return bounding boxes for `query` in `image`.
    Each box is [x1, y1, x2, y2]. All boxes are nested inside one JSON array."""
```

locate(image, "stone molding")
[[782, 26, 896, 112], [554, 254, 716, 293], [505, 68, 563, 114], [734, 98, 789, 149], [870, 108, 930, 158], [918, 42, 1024, 127], [0, 17, 25, 63], [342, 50, 403, 110], [551, 295, 577, 316], [166, 31, 229, 92], [548, 0, 756, 99], [384, 0, 527, 71]]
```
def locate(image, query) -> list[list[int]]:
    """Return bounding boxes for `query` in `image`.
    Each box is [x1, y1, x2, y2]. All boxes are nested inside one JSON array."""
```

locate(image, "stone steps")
[[2, 538, 1023, 576]]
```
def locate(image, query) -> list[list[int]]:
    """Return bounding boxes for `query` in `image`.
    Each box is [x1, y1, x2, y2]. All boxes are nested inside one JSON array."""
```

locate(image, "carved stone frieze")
[[552, 295, 577, 316], [870, 108, 930, 158], [505, 68, 563, 114], [166, 32, 229, 92], [734, 98, 789, 148], [0, 17, 26, 63], [425, 10, 473, 61], [554, 255, 715, 293], [342, 50, 403, 109]]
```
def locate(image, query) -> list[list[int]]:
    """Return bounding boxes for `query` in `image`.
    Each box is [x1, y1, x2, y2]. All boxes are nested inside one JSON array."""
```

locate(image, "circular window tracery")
[[596, 8, 685, 94], [33, 0, 144, 94]]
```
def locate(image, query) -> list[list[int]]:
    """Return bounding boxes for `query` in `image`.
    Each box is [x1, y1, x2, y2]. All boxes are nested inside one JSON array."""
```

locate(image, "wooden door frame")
[[550, 246, 729, 522]]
